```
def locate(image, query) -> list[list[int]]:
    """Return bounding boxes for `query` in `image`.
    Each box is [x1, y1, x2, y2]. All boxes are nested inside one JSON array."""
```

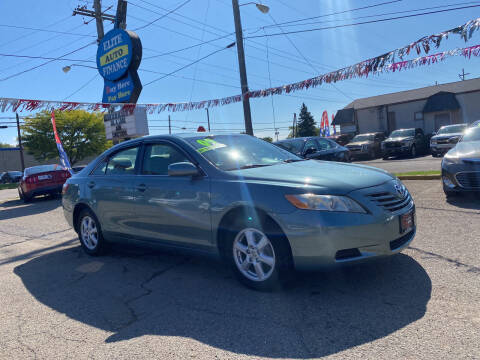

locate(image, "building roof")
[[423, 92, 460, 113], [345, 77, 480, 110], [333, 108, 355, 125]]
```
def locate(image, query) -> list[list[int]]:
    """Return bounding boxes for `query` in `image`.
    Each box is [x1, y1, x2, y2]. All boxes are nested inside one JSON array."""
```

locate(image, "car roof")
[[439, 124, 467, 129], [355, 132, 383, 136]]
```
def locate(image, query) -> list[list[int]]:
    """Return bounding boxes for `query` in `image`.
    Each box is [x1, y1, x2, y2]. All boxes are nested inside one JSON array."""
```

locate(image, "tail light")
[[25, 176, 37, 184], [62, 183, 69, 195]]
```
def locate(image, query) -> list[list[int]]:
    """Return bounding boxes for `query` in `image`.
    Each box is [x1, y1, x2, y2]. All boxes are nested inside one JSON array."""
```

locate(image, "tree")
[[22, 110, 111, 165], [297, 103, 316, 137], [0, 143, 14, 148], [261, 136, 273, 143]]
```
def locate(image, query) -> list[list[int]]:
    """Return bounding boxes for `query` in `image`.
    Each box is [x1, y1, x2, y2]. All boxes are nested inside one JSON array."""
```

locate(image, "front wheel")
[[78, 209, 106, 255], [369, 148, 376, 159], [225, 219, 293, 291], [410, 145, 417, 158]]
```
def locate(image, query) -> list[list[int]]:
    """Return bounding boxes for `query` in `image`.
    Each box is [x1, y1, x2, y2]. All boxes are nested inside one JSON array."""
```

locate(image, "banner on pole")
[[51, 111, 73, 174]]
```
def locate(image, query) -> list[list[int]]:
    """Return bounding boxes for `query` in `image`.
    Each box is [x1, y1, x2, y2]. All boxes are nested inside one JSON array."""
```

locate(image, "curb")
[[397, 175, 441, 180]]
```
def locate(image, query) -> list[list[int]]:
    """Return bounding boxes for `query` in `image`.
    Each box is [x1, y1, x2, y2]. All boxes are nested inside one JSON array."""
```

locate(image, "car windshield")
[[437, 125, 466, 134], [186, 135, 302, 171], [352, 134, 374, 142], [274, 139, 304, 154], [461, 126, 480, 142], [390, 129, 415, 137], [24, 165, 61, 176]]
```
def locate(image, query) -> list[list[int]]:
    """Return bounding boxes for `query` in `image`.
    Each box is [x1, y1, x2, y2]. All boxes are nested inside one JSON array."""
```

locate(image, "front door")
[[132, 142, 212, 248], [87, 145, 140, 239]]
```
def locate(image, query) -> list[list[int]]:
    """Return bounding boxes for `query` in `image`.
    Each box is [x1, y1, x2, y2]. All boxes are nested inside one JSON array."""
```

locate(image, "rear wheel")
[[369, 148, 376, 159], [78, 209, 106, 255], [224, 217, 293, 291]]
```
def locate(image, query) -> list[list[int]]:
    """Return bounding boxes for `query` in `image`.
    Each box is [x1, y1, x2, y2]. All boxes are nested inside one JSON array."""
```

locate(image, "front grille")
[[390, 230, 414, 250], [437, 139, 450, 144], [386, 142, 401, 148], [368, 191, 412, 213], [455, 171, 480, 189]]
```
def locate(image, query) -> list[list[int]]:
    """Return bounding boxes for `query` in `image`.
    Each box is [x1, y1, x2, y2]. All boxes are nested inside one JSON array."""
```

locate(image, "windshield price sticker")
[[196, 139, 227, 153]]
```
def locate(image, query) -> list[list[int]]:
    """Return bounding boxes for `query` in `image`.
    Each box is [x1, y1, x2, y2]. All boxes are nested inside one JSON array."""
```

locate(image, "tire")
[[21, 190, 31, 203], [410, 145, 417, 158], [344, 153, 351, 163], [382, 155, 389, 160], [443, 184, 457, 198], [224, 215, 293, 291], [369, 149, 376, 159], [77, 209, 107, 256]]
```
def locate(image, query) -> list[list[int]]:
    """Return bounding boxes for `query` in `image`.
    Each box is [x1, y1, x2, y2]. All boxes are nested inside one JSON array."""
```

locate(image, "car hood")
[[347, 141, 372, 146], [385, 136, 414, 142], [431, 133, 463, 140], [446, 141, 480, 158], [229, 160, 393, 194]]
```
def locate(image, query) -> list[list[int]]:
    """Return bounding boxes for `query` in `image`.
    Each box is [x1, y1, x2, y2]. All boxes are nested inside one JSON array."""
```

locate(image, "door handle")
[[87, 181, 95, 189], [136, 184, 147, 192]]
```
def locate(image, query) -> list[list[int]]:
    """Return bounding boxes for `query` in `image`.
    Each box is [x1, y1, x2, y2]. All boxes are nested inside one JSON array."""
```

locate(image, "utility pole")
[[206, 108, 211, 132], [232, 0, 253, 136], [292, 113, 297, 138], [114, 0, 127, 29], [168, 115, 171, 135], [16, 113, 25, 171], [73, 2, 115, 42], [459, 68, 470, 81]]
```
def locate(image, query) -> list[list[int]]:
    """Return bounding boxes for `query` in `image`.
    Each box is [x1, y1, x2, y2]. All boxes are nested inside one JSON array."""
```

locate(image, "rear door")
[[86, 145, 141, 239], [131, 141, 212, 248], [314, 138, 338, 161]]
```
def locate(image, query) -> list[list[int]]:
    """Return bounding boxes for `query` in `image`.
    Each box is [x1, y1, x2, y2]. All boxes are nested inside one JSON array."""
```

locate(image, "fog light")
[[442, 176, 455, 189]]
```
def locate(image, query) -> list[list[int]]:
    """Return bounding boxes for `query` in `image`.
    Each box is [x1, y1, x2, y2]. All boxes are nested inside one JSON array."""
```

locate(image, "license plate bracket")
[[399, 209, 415, 234], [38, 175, 51, 181]]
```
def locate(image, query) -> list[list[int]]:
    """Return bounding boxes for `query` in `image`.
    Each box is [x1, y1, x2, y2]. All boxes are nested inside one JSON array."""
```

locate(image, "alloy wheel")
[[80, 216, 99, 250], [233, 228, 276, 282]]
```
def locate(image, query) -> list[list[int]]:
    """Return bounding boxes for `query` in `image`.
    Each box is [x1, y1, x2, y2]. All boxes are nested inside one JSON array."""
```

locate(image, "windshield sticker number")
[[196, 139, 227, 153]]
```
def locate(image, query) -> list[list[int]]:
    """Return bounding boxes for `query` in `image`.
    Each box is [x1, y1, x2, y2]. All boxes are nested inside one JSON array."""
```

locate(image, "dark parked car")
[[62, 134, 415, 290], [441, 126, 480, 197], [430, 124, 468, 157], [18, 164, 71, 202], [382, 128, 428, 159], [470, 120, 480, 127], [327, 134, 354, 146], [0, 171, 22, 183], [274, 137, 351, 162], [346, 132, 386, 160]]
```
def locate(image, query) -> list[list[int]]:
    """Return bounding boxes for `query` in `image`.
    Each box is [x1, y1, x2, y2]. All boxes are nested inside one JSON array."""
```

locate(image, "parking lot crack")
[[115, 259, 188, 331], [409, 246, 480, 274]]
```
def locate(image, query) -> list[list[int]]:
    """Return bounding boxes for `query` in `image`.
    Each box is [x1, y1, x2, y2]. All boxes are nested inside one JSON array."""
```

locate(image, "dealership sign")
[[103, 107, 148, 140], [97, 29, 142, 104]]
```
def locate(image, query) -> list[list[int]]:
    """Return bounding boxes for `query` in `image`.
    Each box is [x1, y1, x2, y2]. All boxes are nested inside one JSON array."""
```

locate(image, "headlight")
[[430, 139, 437, 145], [448, 136, 460, 144], [285, 194, 366, 213], [442, 154, 460, 166]]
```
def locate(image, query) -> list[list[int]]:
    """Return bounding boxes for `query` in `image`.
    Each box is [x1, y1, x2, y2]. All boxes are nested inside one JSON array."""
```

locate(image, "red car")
[[18, 164, 71, 202]]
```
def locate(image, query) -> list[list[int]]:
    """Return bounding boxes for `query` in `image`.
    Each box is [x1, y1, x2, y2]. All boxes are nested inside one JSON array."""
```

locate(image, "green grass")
[[0, 183, 18, 190], [394, 170, 441, 177]]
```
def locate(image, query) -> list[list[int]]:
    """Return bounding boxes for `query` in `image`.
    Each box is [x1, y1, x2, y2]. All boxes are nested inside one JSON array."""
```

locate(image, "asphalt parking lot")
[[356, 154, 442, 173], [0, 181, 479, 360]]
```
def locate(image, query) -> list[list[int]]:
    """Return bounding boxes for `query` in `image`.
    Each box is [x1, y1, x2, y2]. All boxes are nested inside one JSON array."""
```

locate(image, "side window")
[[316, 139, 333, 150], [304, 140, 318, 153], [91, 159, 107, 176], [105, 147, 139, 176], [142, 143, 191, 175]]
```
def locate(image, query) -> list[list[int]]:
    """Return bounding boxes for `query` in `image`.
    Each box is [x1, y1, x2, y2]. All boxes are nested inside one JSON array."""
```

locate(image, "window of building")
[[414, 112, 424, 121]]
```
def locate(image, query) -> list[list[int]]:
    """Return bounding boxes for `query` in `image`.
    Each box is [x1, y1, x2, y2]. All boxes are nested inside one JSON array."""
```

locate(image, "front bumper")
[[431, 143, 454, 155], [382, 145, 410, 156], [442, 160, 480, 192], [275, 183, 416, 270], [346, 148, 370, 158]]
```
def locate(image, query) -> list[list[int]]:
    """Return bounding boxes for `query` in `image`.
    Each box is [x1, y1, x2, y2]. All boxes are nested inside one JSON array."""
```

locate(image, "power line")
[[0, 53, 96, 63], [258, 2, 480, 30], [143, 42, 235, 87], [0, 41, 96, 82], [63, 73, 100, 101], [245, 5, 480, 39], [0, 24, 96, 37], [133, 0, 192, 31]]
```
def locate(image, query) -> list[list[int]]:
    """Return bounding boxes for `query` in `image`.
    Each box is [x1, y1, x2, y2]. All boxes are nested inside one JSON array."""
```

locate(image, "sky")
[[1, 0, 480, 145]]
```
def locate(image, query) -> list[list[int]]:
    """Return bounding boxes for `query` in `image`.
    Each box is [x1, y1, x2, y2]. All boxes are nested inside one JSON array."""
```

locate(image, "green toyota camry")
[[62, 133, 416, 290]]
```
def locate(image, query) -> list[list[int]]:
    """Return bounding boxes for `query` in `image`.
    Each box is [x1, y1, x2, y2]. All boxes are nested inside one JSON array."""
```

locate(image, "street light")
[[62, 64, 97, 73], [232, 1, 269, 136]]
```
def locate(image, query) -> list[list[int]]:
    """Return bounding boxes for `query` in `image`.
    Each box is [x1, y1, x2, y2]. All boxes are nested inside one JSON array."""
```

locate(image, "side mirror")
[[168, 162, 200, 177], [304, 147, 316, 156]]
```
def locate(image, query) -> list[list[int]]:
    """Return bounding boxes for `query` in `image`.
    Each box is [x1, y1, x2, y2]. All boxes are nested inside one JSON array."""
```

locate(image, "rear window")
[[24, 165, 61, 176]]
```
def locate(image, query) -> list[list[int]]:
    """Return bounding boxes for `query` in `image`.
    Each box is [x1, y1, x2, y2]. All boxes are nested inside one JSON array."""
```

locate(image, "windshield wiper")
[[226, 164, 272, 171], [283, 159, 306, 163]]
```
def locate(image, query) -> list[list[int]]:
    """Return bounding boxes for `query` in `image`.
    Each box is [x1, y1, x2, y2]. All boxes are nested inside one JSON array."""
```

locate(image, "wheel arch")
[[215, 206, 292, 260], [72, 202, 96, 233]]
